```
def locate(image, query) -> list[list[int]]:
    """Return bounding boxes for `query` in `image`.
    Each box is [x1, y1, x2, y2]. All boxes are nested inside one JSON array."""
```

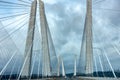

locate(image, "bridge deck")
[[21, 77, 119, 80]]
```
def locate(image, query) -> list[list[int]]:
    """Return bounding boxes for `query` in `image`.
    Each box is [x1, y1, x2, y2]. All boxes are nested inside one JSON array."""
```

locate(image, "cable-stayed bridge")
[[0, 0, 120, 80]]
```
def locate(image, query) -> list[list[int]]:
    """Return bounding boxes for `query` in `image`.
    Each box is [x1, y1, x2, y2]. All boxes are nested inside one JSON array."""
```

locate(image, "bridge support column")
[[85, 0, 93, 75], [57, 56, 60, 76], [21, 0, 37, 77], [74, 55, 77, 76], [39, 0, 51, 77], [61, 58, 66, 77]]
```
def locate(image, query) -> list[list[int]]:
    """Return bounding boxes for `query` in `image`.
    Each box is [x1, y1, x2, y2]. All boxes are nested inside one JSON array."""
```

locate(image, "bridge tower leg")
[[74, 55, 77, 76], [61, 58, 66, 77], [85, 0, 93, 75], [21, 0, 37, 78], [57, 56, 60, 76], [39, 0, 51, 77]]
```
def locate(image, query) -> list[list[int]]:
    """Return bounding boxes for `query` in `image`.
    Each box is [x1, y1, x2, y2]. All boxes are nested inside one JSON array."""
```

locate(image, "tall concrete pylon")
[[39, 0, 51, 77], [74, 55, 77, 76], [61, 58, 66, 77], [57, 56, 60, 76], [21, 0, 37, 77], [85, 0, 93, 75], [57, 55, 66, 77]]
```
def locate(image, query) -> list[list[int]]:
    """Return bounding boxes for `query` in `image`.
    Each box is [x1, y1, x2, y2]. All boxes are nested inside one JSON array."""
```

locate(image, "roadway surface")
[[21, 77, 120, 80]]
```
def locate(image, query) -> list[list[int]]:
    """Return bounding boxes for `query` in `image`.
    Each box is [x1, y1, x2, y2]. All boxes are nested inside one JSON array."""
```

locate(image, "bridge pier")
[[85, 0, 93, 75], [74, 55, 77, 76], [21, 0, 37, 77], [79, 0, 93, 76], [39, 0, 51, 77]]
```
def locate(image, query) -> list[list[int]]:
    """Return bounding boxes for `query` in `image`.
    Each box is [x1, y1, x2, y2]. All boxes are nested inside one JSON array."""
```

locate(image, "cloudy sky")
[[43, 0, 120, 72], [0, 0, 120, 74]]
